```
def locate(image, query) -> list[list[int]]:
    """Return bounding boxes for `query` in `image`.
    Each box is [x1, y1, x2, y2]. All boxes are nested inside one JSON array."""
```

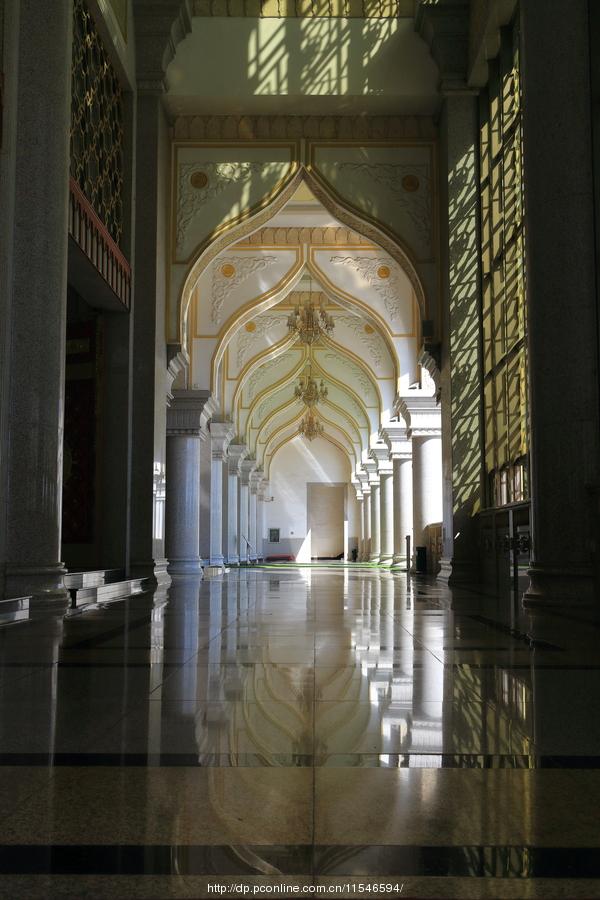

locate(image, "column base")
[[167, 558, 204, 580], [226, 555, 240, 567], [209, 554, 225, 567], [378, 553, 393, 566], [4, 563, 69, 609], [131, 558, 172, 590], [204, 565, 227, 578], [391, 554, 408, 568], [523, 565, 597, 608], [370, 553, 381, 563]]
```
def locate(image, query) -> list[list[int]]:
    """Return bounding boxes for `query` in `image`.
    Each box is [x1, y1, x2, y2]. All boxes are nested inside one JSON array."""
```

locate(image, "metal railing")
[[68, 177, 131, 310]]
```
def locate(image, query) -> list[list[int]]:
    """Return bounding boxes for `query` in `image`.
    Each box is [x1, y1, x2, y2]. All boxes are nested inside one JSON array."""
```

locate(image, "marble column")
[[248, 479, 257, 562], [371, 446, 394, 566], [381, 424, 413, 567], [356, 490, 364, 562], [209, 422, 234, 568], [361, 481, 372, 562], [440, 91, 484, 585], [199, 431, 212, 566], [239, 460, 254, 564], [521, 0, 600, 606], [399, 396, 442, 573], [248, 472, 260, 562], [257, 478, 269, 561], [365, 462, 381, 563], [226, 445, 246, 566], [4, 0, 73, 602], [165, 391, 209, 578]]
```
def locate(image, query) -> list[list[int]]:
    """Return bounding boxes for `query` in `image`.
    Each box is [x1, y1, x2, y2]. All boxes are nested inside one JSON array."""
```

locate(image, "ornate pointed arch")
[[178, 165, 428, 347]]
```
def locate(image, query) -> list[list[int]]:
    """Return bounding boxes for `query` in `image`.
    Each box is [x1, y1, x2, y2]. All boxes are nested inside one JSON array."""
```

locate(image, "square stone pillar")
[[439, 91, 484, 586], [4, 0, 74, 604], [129, 90, 172, 589], [521, 0, 600, 606]]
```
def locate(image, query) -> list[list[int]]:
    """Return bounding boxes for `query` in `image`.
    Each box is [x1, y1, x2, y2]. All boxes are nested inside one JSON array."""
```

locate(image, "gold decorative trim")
[[178, 166, 306, 345], [178, 165, 429, 353], [234, 226, 376, 249], [309, 246, 417, 339], [173, 114, 436, 143]]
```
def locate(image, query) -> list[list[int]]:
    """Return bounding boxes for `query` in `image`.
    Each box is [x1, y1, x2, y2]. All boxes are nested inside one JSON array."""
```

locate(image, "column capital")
[[240, 458, 256, 486], [362, 460, 380, 486], [415, 0, 470, 92], [166, 346, 189, 404], [227, 443, 247, 475], [369, 444, 393, 476], [210, 421, 235, 459], [167, 390, 215, 436], [134, 0, 193, 89], [395, 394, 442, 439], [250, 468, 264, 495], [380, 423, 412, 460], [357, 471, 371, 496], [258, 478, 271, 501]]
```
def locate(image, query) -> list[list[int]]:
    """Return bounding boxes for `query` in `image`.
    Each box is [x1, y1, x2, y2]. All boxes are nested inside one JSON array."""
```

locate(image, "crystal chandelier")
[[287, 288, 334, 345], [294, 367, 328, 408], [298, 410, 325, 441]]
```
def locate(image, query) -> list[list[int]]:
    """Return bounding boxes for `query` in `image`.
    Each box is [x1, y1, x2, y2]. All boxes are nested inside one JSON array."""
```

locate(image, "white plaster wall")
[[266, 436, 359, 561]]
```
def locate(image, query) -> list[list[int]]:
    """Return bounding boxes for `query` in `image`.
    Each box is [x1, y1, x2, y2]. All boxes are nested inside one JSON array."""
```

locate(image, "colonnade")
[[165, 402, 269, 578], [355, 402, 442, 572]]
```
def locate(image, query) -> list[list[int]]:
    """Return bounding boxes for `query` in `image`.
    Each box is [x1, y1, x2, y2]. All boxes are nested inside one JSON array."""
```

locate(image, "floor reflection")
[[1, 566, 600, 894]]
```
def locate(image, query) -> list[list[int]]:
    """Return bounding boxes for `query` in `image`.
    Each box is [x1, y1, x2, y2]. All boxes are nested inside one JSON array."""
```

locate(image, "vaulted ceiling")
[[186, 183, 420, 474]]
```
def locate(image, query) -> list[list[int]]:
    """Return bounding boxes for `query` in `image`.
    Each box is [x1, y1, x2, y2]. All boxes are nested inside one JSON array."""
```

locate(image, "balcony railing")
[[68, 177, 131, 310]]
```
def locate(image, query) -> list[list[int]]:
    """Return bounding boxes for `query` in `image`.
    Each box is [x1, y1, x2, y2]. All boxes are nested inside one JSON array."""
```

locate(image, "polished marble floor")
[[1, 566, 600, 898]]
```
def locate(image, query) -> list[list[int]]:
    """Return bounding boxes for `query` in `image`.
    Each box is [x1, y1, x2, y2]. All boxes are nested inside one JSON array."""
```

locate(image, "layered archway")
[[175, 165, 429, 351]]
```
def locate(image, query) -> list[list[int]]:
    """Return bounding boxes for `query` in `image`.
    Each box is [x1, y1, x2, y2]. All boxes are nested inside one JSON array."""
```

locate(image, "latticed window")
[[70, 0, 124, 246], [479, 16, 529, 508]]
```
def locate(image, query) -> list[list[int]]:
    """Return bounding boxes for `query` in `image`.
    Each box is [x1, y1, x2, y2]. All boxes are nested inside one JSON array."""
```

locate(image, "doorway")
[[308, 483, 346, 560]]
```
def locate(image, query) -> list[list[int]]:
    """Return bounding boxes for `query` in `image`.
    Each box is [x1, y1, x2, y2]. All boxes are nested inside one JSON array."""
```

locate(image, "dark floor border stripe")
[[1, 844, 599, 877], [2, 752, 599, 769]]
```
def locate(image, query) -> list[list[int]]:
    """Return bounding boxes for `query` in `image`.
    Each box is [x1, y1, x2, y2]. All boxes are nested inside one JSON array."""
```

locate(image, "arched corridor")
[[2, 0, 600, 895]]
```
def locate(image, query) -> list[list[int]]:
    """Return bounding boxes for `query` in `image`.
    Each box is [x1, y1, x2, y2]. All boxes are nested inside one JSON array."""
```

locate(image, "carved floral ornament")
[[334, 314, 384, 368], [210, 254, 277, 325], [336, 163, 431, 248], [235, 313, 283, 368], [246, 352, 295, 402], [176, 161, 283, 255], [322, 352, 373, 402], [329, 255, 404, 323]]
